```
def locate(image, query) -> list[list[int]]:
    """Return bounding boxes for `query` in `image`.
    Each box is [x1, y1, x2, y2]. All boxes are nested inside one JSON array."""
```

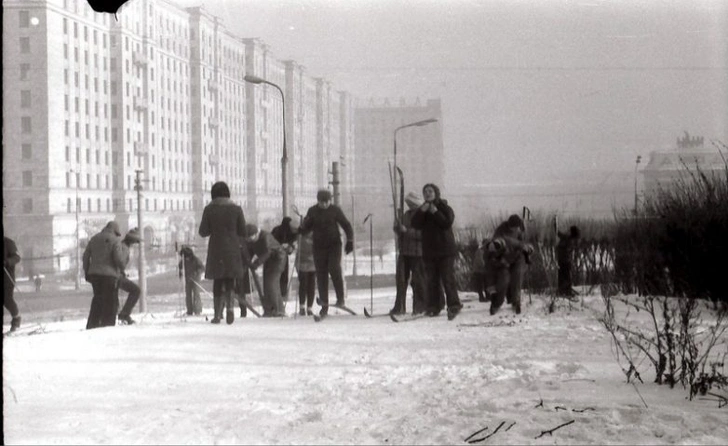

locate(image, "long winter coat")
[[198, 197, 247, 280], [83, 224, 125, 279], [410, 199, 457, 258], [296, 233, 316, 272], [299, 205, 353, 249]]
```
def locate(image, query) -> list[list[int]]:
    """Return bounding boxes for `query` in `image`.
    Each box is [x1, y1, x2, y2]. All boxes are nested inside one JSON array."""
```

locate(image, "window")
[[22, 171, 32, 186], [65, 146, 70, 161], [23, 199, 33, 214], [63, 18, 68, 34], [66, 172, 70, 187], [20, 64, 30, 80], [67, 199, 72, 213], [20, 37, 30, 53], [20, 90, 31, 107], [22, 144, 32, 159], [21, 117, 32, 133], [76, 147, 80, 162]]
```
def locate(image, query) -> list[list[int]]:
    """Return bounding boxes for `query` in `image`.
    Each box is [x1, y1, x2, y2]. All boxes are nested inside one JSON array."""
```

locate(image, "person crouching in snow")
[[410, 183, 463, 321], [245, 224, 287, 317], [179, 245, 205, 316], [117, 228, 142, 325], [485, 214, 534, 315]]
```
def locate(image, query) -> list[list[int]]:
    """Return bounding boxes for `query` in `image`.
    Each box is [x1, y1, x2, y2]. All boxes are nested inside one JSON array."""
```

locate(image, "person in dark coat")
[[199, 181, 247, 325], [391, 191, 427, 315], [556, 225, 581, 298], [117, 228, 142, 325], [299, 189, 354, 318], [246, 224, 287, 317], [4, 236, 22, 332], [271, 216, 298, 303], [84, 221, 125, 329], [485, 214, 534, 315], [179, 245, 205, 315], [410, 183, 463, 321]]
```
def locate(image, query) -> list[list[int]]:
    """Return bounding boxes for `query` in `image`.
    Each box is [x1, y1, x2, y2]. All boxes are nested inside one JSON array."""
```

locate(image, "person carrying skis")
[[410, 183, 463, 321], [391, 191, 426, 315], [4, 236, 22, 332], [556, 225, 580, 298], [485, 214, 534, 315], [84, 221, 125, 329], [117, 228, 142, 325], [245, 223, 287, 317], [198, 181, 247, 325], [179, 245, 205, 316], [299, 189, 354, 319]]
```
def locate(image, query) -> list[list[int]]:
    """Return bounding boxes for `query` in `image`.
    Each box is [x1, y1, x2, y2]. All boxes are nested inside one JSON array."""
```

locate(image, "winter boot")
[[10, 316, 21, 332], [447, 306, 461, 321], [306, 307, 314, 316], [299, 308, 306, 316], [118, 314, 135, 325]]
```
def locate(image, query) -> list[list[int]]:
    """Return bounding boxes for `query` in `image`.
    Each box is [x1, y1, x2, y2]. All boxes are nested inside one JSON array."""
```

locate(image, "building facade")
[[2, 0, 354, 276]]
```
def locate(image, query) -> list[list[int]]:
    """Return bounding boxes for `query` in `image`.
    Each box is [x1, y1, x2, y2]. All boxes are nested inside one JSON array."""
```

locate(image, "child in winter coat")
[[179, 245, 205, 315], [245, 224, 287, 317], [295, 222, 317, 316]]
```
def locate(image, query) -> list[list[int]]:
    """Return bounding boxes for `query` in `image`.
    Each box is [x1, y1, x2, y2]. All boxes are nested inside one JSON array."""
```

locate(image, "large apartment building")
[[2, 0, 354, 276]]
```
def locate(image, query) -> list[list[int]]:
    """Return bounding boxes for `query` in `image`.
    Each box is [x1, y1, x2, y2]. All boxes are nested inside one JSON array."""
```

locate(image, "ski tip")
[[389, 313, 399, 323], [363, 308, 372, 318]]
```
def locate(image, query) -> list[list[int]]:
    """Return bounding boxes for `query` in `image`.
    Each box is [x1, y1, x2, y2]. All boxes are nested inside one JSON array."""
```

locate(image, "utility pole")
[[134, 169, 147, 312], [351, 195, 357, 277], [331, 161, 341, 207]]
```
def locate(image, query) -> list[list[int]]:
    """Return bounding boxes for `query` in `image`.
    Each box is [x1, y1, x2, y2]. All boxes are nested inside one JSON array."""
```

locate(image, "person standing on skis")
[[391, 191, 426, 316], [299, 189, 354, 319], [245, 223, 287, 317]]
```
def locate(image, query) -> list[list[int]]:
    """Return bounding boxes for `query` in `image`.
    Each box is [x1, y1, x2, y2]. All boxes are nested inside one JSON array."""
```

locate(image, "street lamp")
[[392, 118, 438, 222], [634, 155, 642, 215], [244, 74, 288, 218]]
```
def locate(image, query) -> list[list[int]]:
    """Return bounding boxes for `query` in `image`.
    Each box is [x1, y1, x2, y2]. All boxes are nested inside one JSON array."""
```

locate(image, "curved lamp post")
[[634, 155, 642, 215], [244, 74, 288, 218], [391, 118, 438, 221]]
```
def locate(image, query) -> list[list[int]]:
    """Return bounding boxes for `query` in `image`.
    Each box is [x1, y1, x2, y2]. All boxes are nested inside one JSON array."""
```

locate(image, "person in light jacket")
[[84, 221, 125, 329]]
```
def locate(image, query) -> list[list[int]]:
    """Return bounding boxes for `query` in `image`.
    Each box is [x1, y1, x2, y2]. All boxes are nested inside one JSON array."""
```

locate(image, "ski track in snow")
[[3, 292, 727, 445]]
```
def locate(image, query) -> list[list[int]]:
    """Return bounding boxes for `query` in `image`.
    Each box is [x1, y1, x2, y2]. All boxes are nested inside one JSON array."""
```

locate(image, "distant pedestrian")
[[486, 214, 534, 315], [199, 181, 247, 325], [391, 191, 426, 315], [299, 189, 354, 319], [556, 225, 581, 298], [84, 221, 125, 329], [34, 275, 42, 292], [295, 222, 316, 316], [472, 239, 489, 302], [179, 245, 205, 315], [246, 223, 287, 317], [4, 236, 22, 332], [118, 228, 142, 325], [271, 216, 298, 302], [410, 183, 463, 320]]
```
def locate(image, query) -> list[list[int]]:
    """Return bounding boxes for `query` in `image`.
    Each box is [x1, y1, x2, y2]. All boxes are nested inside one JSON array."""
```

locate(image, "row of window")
[[61, 197, 194, 214]]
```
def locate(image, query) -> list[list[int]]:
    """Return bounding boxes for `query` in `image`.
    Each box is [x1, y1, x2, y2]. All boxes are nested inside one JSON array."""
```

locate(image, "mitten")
[[345, 240, 354, 254]]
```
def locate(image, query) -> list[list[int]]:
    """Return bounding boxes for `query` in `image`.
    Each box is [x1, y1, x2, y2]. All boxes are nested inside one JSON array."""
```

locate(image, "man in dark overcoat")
[[84, 221, 125, 329]]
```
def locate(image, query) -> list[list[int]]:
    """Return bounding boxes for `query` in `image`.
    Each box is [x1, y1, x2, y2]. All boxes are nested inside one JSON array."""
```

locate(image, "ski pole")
[[4, 266, 22, 294], [363, 213, 374, 315]]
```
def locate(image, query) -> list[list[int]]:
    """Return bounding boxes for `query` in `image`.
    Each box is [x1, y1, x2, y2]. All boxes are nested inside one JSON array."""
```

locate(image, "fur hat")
[[245, 223, 259, 237], [507, 214, 525, 231], [570, 225, 581, 238], [404, 192, 423, 207], [124, 228, 141, 244], [316, 189, 332, 202]]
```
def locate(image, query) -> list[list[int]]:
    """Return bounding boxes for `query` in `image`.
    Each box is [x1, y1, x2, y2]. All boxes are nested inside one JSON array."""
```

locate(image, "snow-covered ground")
[[3, 289, 727, 445]]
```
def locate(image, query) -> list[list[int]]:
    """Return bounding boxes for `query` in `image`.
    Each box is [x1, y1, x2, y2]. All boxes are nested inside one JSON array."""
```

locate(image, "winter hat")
[[570, 225, 581, 239], [404, 192, 423, 208], [507, 214, 525, 231], [211, 181, 231, 199], [124, 228, 141, 244], [104, 221, 121, 236], [422, 183, 441, 201], [317, 189, 332, 202], [245, 223, 259, 237]]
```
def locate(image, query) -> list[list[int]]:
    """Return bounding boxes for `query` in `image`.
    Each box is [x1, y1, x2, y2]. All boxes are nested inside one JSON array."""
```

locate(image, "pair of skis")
[[312, 298, 357, 322]]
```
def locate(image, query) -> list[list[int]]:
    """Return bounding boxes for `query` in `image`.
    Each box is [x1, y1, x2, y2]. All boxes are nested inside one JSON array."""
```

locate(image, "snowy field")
[[3, 289, 727, 445]]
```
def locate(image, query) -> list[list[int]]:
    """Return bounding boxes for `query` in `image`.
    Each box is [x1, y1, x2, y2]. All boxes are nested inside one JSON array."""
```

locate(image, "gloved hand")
[[345, 240, 354, 254], [488, 238, 505, 253], [523, 244, 534, 255]]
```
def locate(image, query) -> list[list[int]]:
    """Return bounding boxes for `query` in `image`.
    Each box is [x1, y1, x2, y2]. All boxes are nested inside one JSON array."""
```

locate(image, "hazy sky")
[[174, 0, 727, 188]]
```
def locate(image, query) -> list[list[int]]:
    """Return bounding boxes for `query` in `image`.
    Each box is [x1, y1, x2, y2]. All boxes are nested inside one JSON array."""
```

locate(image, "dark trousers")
[[262, 254, 286, 316], [212, 278, 235, 320], [86, 275, 119, 329], [473, 272, 488, 301], [490, 256, 526, 311], [313, 243, 345, 313], [279, 257, 290, 300], [422, 256, 461, 314], [4, 280, 19, 318], [185, 278, 202, 315], [298, 271, 316, 308], [393, 255, 426, 314], [118, 276, 140, 317], [557, 262, 574, 296]]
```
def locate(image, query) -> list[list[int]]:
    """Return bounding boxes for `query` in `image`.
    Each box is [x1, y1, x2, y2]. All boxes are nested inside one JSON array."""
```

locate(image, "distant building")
[[643, 132, 726, 195], [2, 0, 353, 276], [353, 98, 444, 234]]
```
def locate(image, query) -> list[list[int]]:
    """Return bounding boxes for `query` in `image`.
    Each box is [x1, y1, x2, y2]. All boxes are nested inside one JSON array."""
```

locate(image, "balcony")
[[208, 117, 220, 128], [207, 79, 220, 91], [208, 154, 220, 166], [132, 52, 149, 67], [133, 141, 149, 155], [133, 97, 149, 111]]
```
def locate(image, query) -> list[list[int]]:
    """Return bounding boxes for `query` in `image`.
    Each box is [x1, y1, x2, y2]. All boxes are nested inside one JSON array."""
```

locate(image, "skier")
[[391, 191, 426, 315], [295, 222, 317, 316], [485, 214, 534, 315], [179, 245, 205, 316], [556, 225, 581, 298], [4, 236, 22, 332], [245, 223, 287, 317], [271, 216, 298, 303], [299, 189, 354, 319], [410, 183, 463, 320], [117, 228, 142, 325], [198, 181, 247, 325], [84, 221, 125, 329]]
